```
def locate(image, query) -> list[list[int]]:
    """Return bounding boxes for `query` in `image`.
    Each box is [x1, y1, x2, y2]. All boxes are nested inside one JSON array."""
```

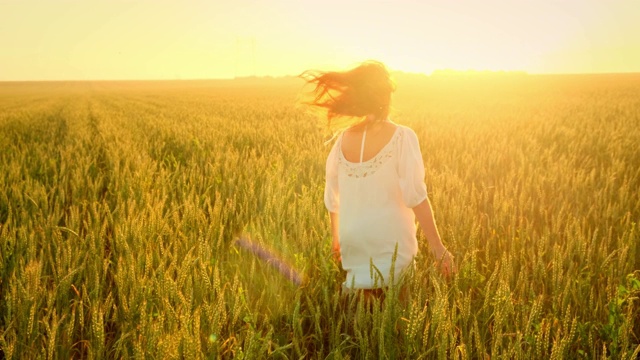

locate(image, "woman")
[[301, 60, 455, 298]]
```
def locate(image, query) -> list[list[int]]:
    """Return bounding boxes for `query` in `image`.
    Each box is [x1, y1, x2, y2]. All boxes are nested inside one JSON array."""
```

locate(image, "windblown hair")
[[300, 60, 395, 127]]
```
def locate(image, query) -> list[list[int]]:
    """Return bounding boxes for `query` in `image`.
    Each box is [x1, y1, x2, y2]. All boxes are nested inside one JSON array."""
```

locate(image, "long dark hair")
[[300, 60, 395, 127]]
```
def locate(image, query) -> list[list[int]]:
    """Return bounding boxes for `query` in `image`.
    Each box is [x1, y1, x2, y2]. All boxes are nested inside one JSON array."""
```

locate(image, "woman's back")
[[340, 121, 398, 163], [326, 124, 428, 288]]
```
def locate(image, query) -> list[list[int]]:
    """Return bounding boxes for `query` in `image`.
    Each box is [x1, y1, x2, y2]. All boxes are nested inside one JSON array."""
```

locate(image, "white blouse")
[[324, 124, 428, 289]]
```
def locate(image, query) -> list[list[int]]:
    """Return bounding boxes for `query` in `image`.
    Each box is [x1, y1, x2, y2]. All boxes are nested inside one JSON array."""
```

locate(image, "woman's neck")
[[348, 116, 391, 133], [364, 114, 389, 123]]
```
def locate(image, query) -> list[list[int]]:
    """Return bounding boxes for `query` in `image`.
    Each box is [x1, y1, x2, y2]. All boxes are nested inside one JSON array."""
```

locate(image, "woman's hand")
[[413, 198, 456, 277], [329, 211, 341, 262], [434, 249, 456, 278], [332, 237, 341, 262]]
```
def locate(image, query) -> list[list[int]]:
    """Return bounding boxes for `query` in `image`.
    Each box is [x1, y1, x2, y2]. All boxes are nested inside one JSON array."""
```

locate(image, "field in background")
[[0, 74, 639, 358]]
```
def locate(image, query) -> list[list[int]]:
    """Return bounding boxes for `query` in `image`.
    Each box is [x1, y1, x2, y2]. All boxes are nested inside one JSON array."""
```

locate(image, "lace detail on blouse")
[[338, 129, 403, 178]]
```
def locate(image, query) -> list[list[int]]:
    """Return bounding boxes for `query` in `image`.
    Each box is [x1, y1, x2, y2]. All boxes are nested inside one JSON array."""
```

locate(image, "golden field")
[[0, 73, 639, 359]]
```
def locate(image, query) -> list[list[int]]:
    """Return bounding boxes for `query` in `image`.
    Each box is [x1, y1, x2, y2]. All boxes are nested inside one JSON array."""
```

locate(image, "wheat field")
[[0, 74, 639, 359]]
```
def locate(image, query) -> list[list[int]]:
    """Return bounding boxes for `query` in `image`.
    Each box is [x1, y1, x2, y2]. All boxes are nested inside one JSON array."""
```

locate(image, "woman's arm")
[[413, 197, 455, 276], [329, 211, 341, 262]]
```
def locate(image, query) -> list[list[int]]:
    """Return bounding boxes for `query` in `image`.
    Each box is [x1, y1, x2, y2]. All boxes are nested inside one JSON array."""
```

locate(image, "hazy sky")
[[1, 0, 639, 80]]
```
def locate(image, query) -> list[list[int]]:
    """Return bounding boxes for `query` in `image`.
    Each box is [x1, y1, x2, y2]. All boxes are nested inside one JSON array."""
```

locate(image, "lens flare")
[[234, 236, 305, 287]]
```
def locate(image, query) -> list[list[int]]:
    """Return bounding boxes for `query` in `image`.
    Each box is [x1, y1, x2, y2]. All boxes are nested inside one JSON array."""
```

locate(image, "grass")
[[0, 74, 639, 358]]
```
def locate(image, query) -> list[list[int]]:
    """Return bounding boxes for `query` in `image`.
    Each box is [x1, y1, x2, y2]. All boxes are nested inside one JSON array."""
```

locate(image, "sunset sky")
[[1, 0, 639, 81]]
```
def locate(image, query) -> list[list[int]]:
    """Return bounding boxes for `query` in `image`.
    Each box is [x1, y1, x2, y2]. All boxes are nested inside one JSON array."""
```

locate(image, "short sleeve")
[[324, 136, 341, 212], [397, 128, 428, 208]]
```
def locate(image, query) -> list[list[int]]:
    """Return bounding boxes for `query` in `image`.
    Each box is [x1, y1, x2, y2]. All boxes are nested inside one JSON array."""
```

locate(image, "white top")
[[324, 124, 428, 289]]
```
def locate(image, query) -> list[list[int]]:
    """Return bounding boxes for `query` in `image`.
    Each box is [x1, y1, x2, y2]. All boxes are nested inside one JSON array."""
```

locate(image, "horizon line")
[[1, 70, 640, 83]]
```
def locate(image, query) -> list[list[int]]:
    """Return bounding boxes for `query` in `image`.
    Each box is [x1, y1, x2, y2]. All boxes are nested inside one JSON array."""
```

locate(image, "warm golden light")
[[1, 0, 638, 80]]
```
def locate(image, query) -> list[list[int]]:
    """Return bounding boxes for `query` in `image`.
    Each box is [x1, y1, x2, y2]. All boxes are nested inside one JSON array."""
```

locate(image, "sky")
[[1, 0, 639, 81]]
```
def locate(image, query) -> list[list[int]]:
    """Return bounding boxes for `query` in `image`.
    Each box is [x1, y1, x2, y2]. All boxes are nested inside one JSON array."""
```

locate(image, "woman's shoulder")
[[392, 123, 420, 142]]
